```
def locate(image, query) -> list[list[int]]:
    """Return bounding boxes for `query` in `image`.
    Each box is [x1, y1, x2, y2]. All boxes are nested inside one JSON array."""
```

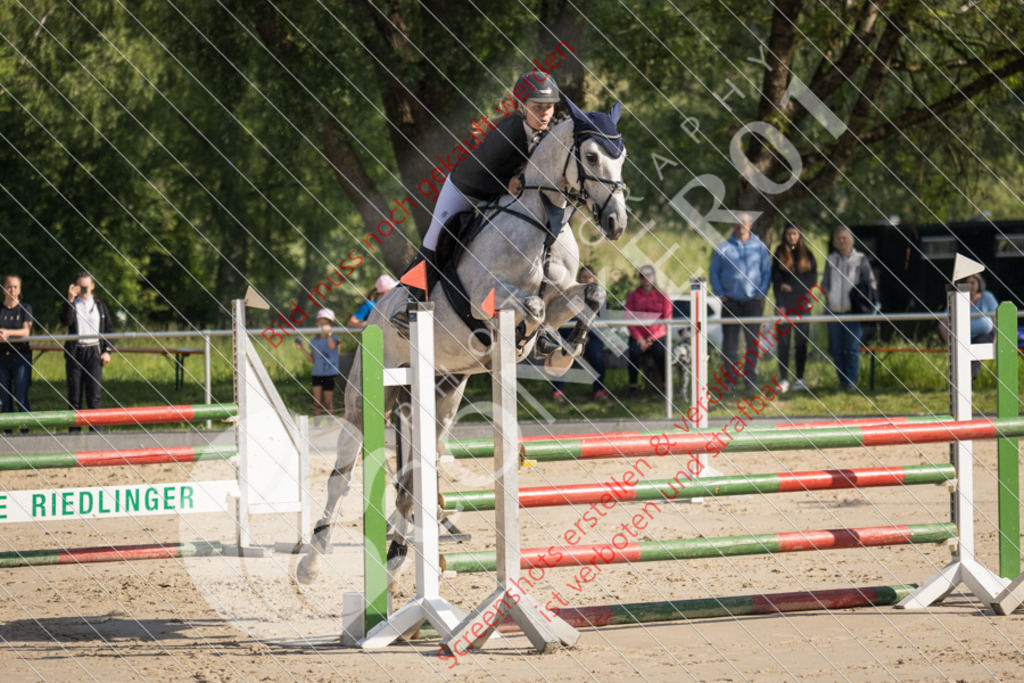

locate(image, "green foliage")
[[2, 0, 1021, 335]]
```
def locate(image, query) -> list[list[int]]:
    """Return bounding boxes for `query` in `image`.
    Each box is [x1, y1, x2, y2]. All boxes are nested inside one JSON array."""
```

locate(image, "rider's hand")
[[507, 176, 522, 195]]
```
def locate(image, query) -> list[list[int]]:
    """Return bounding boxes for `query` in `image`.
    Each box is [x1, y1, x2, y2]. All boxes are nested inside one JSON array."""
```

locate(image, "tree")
[[737, 1, 1024, 236], [588, 1, 1024, 247]]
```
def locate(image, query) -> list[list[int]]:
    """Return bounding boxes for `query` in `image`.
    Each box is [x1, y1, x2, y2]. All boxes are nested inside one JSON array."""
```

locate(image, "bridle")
[[456, 118, 625, 353], [563, 126, 627, 222], [520, 121, 626, 226]]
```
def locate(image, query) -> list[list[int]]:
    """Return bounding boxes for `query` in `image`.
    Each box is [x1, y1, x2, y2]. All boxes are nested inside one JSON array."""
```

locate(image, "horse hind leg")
[[383, 394, 417, 590], [386, 465, 414, 590], [384, 374, 469, 589]]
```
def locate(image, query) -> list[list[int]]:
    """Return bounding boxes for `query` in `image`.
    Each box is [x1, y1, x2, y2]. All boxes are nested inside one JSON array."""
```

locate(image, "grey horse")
[[296, 100, 627, 587]]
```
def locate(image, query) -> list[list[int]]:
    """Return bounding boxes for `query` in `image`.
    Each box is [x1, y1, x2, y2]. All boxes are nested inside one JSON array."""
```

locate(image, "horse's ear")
[[564, 96, 588, 123], [610, 101, 622, 124]]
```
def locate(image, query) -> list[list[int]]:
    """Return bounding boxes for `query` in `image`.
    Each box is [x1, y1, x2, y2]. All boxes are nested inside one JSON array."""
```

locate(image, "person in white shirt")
[[60, 272, 114, 431]]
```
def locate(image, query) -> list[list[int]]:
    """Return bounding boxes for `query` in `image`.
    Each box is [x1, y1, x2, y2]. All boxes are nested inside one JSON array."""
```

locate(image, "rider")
[[393, 72, 561, 329]]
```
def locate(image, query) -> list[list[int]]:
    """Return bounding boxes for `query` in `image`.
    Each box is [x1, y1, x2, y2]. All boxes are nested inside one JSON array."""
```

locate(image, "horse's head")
[[565, 98, 628, 240]]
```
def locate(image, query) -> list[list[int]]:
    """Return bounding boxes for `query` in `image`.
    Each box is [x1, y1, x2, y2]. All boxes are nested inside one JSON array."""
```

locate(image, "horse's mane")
[[523, 118, 575, 189]]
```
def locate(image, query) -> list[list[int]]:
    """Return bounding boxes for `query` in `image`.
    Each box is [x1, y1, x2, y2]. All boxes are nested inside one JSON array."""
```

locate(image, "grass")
[[14, 330, 1022, 434]]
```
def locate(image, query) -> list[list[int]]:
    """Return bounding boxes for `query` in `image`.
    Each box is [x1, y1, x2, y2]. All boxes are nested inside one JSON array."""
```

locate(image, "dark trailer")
[[851, 220, 1024, 324]]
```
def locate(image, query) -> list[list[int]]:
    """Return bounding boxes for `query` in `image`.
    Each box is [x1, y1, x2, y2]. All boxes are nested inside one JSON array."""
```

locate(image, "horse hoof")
[[524, 296, 545, 326], [441, 518, 463, 536], [296, 521, 334, 585], [386, 541, 408, 574], [535, 335, 559, 357], [296, 552, 321, 585]]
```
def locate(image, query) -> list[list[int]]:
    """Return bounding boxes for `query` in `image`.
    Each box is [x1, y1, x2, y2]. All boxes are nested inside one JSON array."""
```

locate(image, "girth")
[[438, 195, 567, 349]]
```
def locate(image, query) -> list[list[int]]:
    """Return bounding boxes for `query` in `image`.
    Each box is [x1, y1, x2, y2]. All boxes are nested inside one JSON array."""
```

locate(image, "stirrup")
[[390, 305, 412, 339]]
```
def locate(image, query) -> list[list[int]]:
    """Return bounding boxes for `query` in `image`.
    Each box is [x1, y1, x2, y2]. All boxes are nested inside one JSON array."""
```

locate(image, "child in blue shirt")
[[348, 274, 397, 328], [296, 308, 339, 424]]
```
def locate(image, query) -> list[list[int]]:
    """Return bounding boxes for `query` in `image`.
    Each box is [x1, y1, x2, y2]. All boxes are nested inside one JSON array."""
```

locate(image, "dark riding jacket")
[[451, 114, 531, 201]]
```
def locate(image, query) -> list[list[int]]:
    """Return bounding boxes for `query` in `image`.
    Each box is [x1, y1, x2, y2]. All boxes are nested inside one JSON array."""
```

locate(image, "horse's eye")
[[586, 153, 598, 164]]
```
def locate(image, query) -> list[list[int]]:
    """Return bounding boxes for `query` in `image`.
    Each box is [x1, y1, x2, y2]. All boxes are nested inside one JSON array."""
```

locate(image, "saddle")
[[436, 196, 568, 349]]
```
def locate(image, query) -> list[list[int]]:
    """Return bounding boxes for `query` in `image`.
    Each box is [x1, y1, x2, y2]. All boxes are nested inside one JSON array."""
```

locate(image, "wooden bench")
[[30, 346, 204, 391]]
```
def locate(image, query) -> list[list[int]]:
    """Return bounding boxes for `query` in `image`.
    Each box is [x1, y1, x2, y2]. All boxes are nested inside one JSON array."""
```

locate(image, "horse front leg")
[[485, 277, 546, 333], [541, 282, 605, 376]]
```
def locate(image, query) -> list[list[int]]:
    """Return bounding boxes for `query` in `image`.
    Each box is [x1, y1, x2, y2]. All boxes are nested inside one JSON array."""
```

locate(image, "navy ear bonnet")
[[565, 97, 625, 158]]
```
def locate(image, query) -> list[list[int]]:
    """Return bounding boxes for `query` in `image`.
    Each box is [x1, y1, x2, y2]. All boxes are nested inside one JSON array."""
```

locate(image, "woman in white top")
[[60, 272, 114, 430]]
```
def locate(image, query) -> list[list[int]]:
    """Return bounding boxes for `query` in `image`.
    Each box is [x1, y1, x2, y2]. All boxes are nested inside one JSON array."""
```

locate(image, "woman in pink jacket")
[[625, 265, 673, 394]]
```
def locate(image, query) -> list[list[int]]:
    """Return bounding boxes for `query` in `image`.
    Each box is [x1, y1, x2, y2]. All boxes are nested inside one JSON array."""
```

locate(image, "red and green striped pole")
[[0, 444, 236, 471], [0, 541, 222, 568], [439, 463, 955, 512], [517, 417, 1024, 462], [440, 523, 956, 573], [0, 403, 237, 431], [441, 416, 949, 459], [416, 584, 915, 638]]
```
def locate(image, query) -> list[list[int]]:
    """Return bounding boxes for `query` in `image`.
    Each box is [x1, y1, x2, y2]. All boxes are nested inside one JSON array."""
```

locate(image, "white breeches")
[[422, 178, 476, 251]]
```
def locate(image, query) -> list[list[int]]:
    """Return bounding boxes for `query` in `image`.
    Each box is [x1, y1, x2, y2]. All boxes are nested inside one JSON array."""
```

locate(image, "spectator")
[[296, 308, 339, 425], [0, 274, 33, 432], [822, 226, 878, 391], [710, 212, 771, 391], [625, 264, 672, 395], [61, 272, 113, 431], [553, 266, 609, 402], [348, 275, 397, 328], [939, 272, 997, 380], [771, 223, 818, 393]]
